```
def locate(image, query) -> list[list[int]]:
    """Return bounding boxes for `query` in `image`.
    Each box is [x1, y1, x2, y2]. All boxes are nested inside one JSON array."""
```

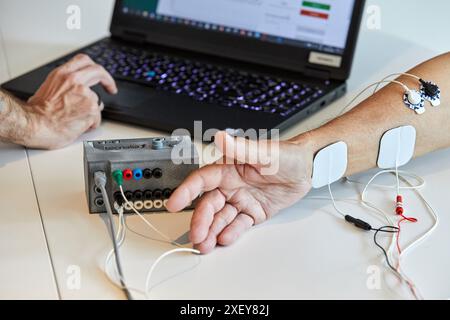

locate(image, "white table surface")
[[0, 143, 58, 299], [1, 0, 450, 299]]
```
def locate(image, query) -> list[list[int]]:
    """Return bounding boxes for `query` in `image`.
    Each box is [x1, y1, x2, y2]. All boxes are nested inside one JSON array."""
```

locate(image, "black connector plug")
[[114, 192, 124, 206], [420, 79, 439, 96], [345, 215, 372, 231]]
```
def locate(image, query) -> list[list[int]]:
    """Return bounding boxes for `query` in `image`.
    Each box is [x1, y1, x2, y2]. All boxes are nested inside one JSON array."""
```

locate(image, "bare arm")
[[168, 52, 450, 253], [295, 52, 450, 175], [0, 91, 33, 146], [0, 54, 117, 149]]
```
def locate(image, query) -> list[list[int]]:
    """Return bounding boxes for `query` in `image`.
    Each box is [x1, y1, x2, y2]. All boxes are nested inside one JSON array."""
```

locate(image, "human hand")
[[166, 131, 314, 253], [23, 54, 117, 149]]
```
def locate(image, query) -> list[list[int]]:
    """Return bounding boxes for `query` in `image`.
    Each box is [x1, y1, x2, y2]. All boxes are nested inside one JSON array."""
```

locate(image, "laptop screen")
[[120, 0, 356, 55]]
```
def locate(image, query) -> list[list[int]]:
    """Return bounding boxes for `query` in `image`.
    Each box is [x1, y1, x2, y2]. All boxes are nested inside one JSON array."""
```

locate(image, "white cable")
[[360, 170, 422, 300], [124, 216, 175, 245], [96, 176, 133, 300], [360, 170, 438, 300], [306, 193, 393, 226], [373, 73, 421, 95], [345, 170, 425, 190], [327, 183, 346, 219], [103, 205, 202, 300], [118, 186, 202, 300], [315, 79, 411, 128], [323, 160, 414, 298], [324, 179, 412, 298], [119, 185, 181, 247], [102, 203, 145, 297], [144, 248, 200, 300], [104, 207, 125, 285], [337, 80, 409, 117], [396, 175, 439, 259], [312, 168, 436, 299]]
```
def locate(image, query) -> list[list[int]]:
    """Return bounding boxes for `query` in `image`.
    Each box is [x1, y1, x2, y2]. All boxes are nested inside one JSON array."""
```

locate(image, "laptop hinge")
[[304, 67, 331, 80], [120, 29, 147, 44]]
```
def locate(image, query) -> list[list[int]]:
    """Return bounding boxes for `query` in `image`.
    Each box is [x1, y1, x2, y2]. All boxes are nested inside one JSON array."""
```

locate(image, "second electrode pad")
[[377, 125, 416, 169], [312, 141, 348, 189]]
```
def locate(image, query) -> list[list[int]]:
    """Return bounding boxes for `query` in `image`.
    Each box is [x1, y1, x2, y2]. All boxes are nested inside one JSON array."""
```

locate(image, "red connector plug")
[[396, 195, 404, 215]]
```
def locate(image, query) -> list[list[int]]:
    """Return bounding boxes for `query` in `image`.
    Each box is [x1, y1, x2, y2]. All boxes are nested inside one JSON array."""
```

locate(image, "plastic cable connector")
[[345, 215, 372, 231], [112, 170, 124, 186], [94, 171, 107, 188]]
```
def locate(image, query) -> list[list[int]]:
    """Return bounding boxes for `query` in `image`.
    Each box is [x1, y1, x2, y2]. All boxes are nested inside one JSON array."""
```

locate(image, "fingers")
[[217, 213, 254, 246], [46, 54, 95, 87], [50, 54, 118, 95], [189, 189, 226, 244], [166, 164, 225, 213], [60, 54, 96, 74], [195, 204, 238, 253], [70, 64, 118, 94], [69, 85, 102, 131]]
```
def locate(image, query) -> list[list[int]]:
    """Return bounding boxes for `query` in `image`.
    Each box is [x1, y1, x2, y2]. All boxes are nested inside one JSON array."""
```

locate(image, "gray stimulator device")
[[83, 136, 199, 214]]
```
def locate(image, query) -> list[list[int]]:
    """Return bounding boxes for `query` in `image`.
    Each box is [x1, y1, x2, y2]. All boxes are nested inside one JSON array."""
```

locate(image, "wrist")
[[288, 130, 319, 155], [289, 125, 342, 158], [0, 92, 37, 146]]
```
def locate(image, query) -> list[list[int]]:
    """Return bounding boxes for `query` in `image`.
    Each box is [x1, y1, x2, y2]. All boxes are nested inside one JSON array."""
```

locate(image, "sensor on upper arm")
[[395, 74, 441, 114]]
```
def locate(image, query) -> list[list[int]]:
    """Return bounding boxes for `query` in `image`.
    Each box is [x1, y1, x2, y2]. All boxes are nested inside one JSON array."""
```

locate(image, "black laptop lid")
[[110, 0, 365, 80]]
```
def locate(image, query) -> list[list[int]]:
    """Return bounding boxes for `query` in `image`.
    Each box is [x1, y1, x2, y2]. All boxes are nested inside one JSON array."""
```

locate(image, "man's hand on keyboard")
[[23, 54, 117, 149], [166, 131, 314, 254]]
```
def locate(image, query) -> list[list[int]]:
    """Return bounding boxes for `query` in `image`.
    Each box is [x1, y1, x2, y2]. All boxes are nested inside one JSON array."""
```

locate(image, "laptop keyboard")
[[80, 41, 328, 117]]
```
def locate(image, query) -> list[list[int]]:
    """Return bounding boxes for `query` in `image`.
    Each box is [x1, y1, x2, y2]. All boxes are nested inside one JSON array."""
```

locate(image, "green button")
[[302, 1, 331, 11]]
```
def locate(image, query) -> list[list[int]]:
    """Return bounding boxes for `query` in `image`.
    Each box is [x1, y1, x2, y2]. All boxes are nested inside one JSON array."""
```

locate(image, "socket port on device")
[[153, 189, 163, 200], [124, 191, 133, 201], [134, 201, 144, 210], [133, 190, 144, 201], [133, 168, 143, 180], [94, 185, 102, 195], [94, 197, 105, 207], [153, 199, 164, 209], [162, 188, 172, 199], [144, 190, 153, 200], [153, 168, 163, 179], [123, 169, 133, 181], [143, 169, 152, 179]]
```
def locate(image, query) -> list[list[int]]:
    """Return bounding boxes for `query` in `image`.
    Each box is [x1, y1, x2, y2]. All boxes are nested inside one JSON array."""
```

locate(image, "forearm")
[[293, 52, 450, 176], [0, 90, 34, 145]]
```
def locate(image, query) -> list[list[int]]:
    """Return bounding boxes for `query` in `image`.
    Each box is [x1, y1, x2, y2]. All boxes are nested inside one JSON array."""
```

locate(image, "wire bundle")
[[306, 72, 440, 299], [95, 171, 200, 300]]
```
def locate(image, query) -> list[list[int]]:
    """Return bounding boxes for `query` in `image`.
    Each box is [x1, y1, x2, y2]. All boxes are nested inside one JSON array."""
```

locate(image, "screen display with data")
[[121, 0, 356, 54]]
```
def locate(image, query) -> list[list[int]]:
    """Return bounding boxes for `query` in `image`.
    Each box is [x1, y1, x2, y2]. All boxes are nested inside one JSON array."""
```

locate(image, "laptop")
[[1, 0, 365, 138]]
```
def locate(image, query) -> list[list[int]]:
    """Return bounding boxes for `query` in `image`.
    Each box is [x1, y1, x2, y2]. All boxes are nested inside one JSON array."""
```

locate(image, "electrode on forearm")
[[311, 141, 348, 189]]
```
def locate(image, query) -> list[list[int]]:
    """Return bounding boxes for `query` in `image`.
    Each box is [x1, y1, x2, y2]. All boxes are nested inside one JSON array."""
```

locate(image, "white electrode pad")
[[312, 141, 348, 189], [377, 126, 416, 169]]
